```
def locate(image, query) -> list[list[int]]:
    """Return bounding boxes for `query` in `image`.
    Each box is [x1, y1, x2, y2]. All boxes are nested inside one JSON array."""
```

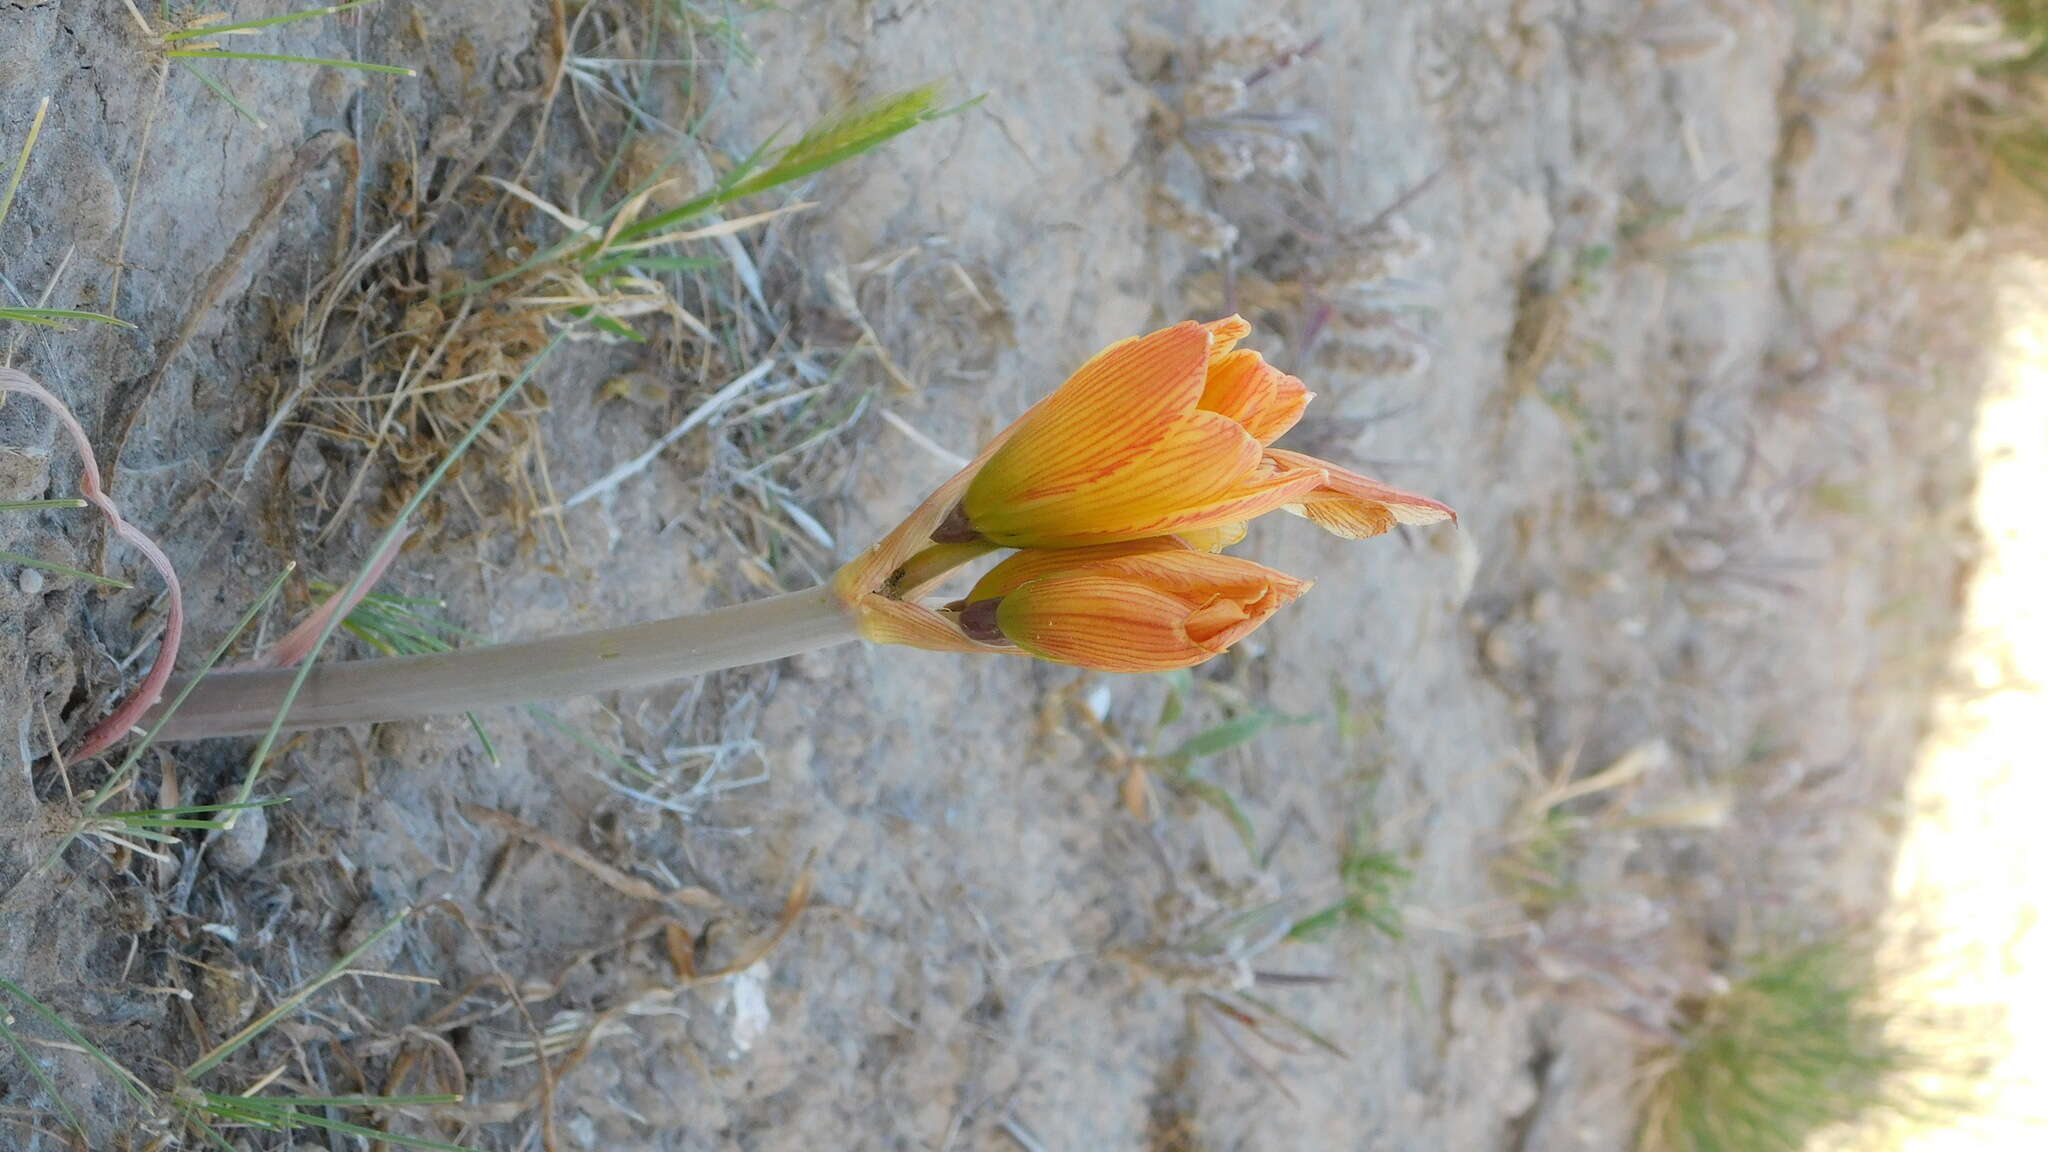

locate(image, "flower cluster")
[[831, 317, 1453, 671]]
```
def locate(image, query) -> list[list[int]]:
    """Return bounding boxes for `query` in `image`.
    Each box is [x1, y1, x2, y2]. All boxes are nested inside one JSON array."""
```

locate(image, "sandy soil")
[[1, 1, 1984, 1149]]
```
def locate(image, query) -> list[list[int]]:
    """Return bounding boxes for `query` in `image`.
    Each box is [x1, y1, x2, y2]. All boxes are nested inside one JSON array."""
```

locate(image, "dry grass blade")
[[460, 804, 723, 910], [557, 358, 777, 509]]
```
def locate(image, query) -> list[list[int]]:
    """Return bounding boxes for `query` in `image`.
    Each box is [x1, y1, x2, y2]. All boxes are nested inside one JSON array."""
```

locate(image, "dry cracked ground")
[[0, 1, 1985, 1150]]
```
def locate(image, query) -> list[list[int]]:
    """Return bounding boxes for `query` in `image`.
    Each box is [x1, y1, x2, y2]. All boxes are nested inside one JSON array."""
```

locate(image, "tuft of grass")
[[1061, 669, 1319, 853], [461, 83, 967, 342], [1637, 945, 1946, 1152], [1286, 837, 1409, 944], [76, 797, 288, 863], [1150, 675, 1316, 853], [169, 907, 474, 1148], [1922, 0, 2048, 206]]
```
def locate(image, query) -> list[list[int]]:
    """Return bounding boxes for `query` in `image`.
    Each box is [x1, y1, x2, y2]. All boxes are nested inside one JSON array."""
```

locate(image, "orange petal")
[[966, 322, 1211, 515], [967, 538, 1193, 603], [1183, 594, 1252, 644], [1200, 348, 1311, 445], [995, 576, 1223, 671], [1265, 449, 1457, 540], [1203, 314, 1253, 361], [992, 552, 1310, 671], [969, 407, 1273, 547]]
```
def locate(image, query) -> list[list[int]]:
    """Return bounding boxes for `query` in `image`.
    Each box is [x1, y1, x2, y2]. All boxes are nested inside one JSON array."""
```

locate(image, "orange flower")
[[828, 315, 1456, 672], [945, 317, 1322, 548], [954, 539, 1310, 671]]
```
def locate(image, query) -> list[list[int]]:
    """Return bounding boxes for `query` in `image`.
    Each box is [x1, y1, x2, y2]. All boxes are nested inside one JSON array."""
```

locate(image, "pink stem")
[[253, 527, 411, 669], [1, 366, 184, 762]]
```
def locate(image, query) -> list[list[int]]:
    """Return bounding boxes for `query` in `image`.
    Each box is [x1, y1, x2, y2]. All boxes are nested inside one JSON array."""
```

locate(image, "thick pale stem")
[[146, 585, 859, 740]]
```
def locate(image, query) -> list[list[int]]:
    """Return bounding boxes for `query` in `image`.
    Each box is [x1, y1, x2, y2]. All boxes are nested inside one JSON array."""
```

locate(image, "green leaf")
[[1155, 668, 1193, 730], [1179, 776, 1257, 855], [1165, 709, 1306, 767], [1284, 903, 1350, 943], [582, 253, 724, 277]]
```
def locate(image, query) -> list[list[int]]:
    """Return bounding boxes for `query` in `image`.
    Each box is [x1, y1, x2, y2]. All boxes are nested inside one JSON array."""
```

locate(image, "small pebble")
[[211, 802, 269, 874], [17, 568, 43, 595]]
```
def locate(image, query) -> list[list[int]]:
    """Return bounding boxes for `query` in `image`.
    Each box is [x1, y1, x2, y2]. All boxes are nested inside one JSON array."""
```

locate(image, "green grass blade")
[[184, 906, 414, 1079], [610, 84, 959, 245], [527, 705, 659, 784], [1284, 903, 1349, 943], [198, 1092, 471, 1150], [166, 50, 415, 76], [227, 1094, 460, 1108], [0, 548, 134, 589], [0, 497, 87, 511], [0, 1007, 88, 1139], [216, 1105, 473, 1151], [109, 798, 290, 820], [179, 1108, 241, 1152], [163, 0, 388, 41], [466, 712, 498, 765], [1225, 991, 1352, 1059], [582, 253, 724, 277], [177, 59, 267, 127], [0, 306, 134, 328], [0, 96, 48, 238], [0, 977, 154, 1107]]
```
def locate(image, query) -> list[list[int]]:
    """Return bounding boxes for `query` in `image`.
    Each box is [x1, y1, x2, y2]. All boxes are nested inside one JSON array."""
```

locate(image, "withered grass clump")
[[265, 26, 959, 561]]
